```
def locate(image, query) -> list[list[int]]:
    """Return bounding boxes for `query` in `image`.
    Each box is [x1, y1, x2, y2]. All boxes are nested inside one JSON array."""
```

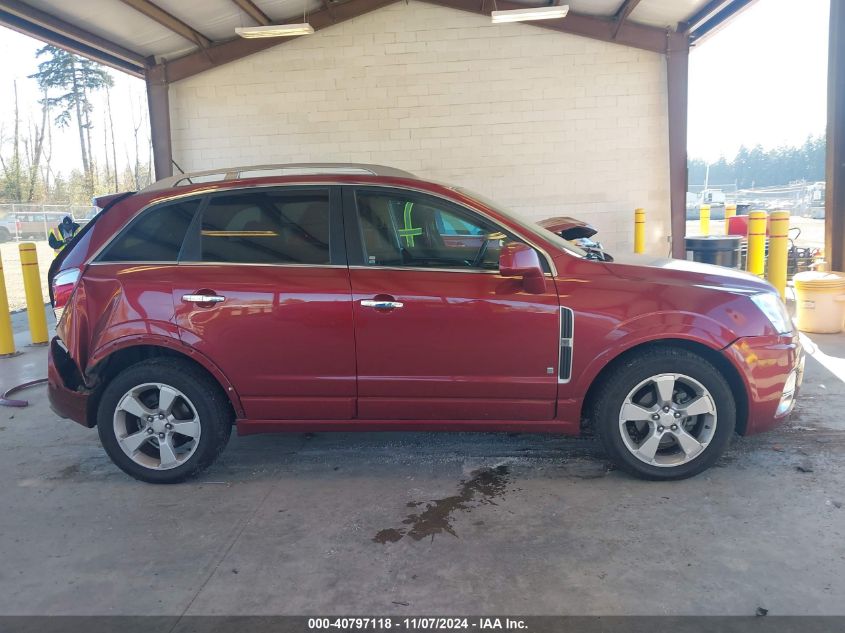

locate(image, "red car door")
[[344, 187, 560, 421], [174, 186, 356, 420]]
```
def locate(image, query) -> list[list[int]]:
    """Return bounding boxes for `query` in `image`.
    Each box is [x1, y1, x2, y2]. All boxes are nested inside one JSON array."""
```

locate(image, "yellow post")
[[634, 208, 645, 254], [767, 210, 790, 299], [0, 255, 16, 356], [747, 210, 768, 277], [699, 204, 710, 236], [724, 204, 737, 234], [19, 242, 48, 345]]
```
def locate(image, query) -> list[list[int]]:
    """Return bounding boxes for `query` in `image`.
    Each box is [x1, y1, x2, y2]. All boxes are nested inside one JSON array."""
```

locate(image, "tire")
[[591, 346, 735, 481], [97, 358, 232, 484], [0, 227, 10, 243]]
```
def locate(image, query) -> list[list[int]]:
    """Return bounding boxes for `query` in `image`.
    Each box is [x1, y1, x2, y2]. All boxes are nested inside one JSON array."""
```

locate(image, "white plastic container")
[[793, 271, 845, 334]]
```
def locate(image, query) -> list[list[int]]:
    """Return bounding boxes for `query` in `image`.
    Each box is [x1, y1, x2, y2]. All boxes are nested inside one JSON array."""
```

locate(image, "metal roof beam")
[[0, 0, 148, 70], [230, 0, 271, 26], [118, 0, 212, 48], [156, 0, 399, 82], [612, 0, 642, 39], [157, 0, 673, 83], [682, 0, 732, 31], [687, 0, 758, 42], [423, 0, 667, 53]]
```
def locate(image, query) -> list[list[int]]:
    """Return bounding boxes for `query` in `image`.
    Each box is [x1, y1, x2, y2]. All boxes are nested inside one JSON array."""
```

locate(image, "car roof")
[[143, 163, 418, 193]]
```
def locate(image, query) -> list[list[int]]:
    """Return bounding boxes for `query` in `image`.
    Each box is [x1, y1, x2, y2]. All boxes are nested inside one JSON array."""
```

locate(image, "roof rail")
[[143, 163, 417, 192]]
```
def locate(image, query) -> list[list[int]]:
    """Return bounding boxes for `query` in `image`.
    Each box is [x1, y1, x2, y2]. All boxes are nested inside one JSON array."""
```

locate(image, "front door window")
[[354, 190, 515, 270]]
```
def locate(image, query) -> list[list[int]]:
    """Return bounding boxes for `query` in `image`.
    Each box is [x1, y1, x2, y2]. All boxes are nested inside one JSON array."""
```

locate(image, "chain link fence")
[[0, 204, 98, 242]]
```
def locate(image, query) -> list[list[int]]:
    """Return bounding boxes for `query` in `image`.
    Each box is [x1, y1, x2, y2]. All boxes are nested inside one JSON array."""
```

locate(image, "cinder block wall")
[[169, 0, 670, 255]]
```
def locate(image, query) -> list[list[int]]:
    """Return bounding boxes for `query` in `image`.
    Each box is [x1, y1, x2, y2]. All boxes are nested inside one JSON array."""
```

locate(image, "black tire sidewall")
[[594, 349, 736, 481], [97, 359, 231, 484]]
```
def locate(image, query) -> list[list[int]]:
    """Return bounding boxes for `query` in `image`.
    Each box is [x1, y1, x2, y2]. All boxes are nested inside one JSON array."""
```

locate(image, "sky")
[[0, 0, 832, 175], [0, 30, 149, 178], [688, 0, 829, 162]]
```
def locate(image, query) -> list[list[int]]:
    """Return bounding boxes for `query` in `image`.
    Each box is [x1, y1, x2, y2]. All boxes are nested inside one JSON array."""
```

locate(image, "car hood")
[[537, 216, 598, 240], [601, 252, 775, 295]]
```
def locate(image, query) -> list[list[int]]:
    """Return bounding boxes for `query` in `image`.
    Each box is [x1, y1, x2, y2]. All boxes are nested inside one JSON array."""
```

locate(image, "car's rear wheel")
[[591, 347, 735, 480], [97, 358, 232, 483]]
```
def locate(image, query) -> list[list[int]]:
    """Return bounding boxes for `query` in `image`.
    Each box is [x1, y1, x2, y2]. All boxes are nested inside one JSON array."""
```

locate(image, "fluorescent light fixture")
[[235, 23, 314, 38], [491, 4, 569, 23]]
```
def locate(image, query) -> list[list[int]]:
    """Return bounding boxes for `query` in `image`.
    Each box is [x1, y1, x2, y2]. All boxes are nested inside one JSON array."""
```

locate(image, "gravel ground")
[[0, 240, 53, 312]]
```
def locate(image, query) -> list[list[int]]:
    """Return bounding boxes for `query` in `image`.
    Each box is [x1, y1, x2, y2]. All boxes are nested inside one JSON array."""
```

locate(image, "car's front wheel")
[[97, 358, 232, 483], [591, 347, 736, 480]]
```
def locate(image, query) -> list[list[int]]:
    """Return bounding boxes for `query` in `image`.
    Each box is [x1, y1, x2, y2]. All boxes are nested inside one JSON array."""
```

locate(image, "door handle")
[[361, 299, 404, 310], [182, 294, 225, 304]]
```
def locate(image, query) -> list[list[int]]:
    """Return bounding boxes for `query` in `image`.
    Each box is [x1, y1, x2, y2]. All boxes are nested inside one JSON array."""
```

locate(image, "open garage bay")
[[0, 311, 843, 616]]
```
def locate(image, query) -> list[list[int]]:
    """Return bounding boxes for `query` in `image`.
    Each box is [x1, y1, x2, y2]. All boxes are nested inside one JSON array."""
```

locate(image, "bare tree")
[[107, 85, 118, 191], [0, 80, 23, 201], [24, 93, 49, 201]]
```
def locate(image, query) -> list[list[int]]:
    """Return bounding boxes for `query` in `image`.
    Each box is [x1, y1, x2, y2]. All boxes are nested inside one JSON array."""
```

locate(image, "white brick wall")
[[169, 0, 670, 254]]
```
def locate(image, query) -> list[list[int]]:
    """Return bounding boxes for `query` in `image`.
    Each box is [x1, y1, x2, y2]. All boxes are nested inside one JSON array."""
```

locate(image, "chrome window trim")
[[87, 184, 335, 266], [88, 261, 347, 269], [88, 181, 559, 275], [348, 184, 558, 276], [348, 264, 554, 276]]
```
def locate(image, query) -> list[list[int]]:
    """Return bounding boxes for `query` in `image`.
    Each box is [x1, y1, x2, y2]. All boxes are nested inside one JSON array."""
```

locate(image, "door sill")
[[236, 418, 579, 436]]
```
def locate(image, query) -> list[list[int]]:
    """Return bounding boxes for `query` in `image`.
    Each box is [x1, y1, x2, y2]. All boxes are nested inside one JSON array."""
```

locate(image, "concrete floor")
[[1, 308, 843, 616]]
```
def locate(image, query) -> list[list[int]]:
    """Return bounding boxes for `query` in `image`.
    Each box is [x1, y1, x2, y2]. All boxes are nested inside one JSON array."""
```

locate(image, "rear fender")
[[86, 334, 245, 418]]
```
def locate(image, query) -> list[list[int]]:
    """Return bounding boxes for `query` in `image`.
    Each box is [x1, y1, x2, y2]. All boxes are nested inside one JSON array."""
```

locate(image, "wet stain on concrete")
[[373, 465, 509, 544], [52, 464, 81, 480]]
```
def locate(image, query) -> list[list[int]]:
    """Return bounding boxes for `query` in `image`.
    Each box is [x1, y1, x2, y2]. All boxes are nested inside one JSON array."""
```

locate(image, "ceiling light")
[[235, 23, 314, 38], [491, 4, 569, 23]]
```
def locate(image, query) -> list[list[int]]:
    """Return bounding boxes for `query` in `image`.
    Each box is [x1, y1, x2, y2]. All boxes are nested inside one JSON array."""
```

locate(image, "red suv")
[[47, 164, 803, 483]]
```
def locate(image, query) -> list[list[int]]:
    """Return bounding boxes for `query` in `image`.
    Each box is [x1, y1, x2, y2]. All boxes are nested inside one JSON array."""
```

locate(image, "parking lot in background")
[[685, 217, 824, 248], [0, 309, 843, 616]]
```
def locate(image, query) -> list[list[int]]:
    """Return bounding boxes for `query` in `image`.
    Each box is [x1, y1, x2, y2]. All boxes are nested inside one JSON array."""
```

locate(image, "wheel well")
[[85, 345, 235, 427], [580, 339, 749, 435]]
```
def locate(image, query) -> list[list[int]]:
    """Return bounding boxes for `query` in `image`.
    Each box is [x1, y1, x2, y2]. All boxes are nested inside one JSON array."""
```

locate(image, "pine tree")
[[29, 45, 113, 199]]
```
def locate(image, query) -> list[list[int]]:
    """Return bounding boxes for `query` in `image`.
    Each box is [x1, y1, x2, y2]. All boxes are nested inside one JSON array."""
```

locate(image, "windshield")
[[453, 187, 588, 258]]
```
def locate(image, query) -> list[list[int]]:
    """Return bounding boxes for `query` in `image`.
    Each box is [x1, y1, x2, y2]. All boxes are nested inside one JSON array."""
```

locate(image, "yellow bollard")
[[767, 210, 790, 299], [699, 204, 710, 236], [0, 255, 16, 357], [747, 210, 768, 277], [19, 243, 48, 345], [724, 204, 737, 234], [634, 208, 645, 254]]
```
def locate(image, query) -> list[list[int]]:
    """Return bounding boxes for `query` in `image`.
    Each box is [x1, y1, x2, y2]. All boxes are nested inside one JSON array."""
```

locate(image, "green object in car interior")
[[398, 202, 422, 247]]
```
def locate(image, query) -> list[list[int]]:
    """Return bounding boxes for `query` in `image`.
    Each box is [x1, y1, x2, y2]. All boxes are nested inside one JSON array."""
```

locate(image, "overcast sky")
[[0, 0, 832, 175]]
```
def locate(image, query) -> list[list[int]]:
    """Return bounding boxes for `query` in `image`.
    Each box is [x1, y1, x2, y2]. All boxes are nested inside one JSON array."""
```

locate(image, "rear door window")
[[195, 190, 331, 265], [98, 199, 199, 262]]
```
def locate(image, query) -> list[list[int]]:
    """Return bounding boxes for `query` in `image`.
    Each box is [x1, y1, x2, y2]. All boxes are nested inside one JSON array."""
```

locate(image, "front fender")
[[570, 310, 737, 397]]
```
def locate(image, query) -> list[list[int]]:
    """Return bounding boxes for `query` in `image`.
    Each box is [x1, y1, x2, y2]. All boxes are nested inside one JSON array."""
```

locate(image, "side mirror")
[[499, 243, 546, 294]]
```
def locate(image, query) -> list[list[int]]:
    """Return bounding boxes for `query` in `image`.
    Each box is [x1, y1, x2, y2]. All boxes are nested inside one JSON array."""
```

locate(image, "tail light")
[[51, 268, 80, 322]]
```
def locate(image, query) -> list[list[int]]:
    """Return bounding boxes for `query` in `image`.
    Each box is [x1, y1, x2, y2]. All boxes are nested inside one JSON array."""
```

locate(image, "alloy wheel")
[[617, 373, 717, 467], [113, 383, 202, 470]]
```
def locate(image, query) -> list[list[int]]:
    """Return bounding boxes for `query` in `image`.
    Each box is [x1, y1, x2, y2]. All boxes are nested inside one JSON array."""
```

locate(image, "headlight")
[[751, 293, 793, 334]]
